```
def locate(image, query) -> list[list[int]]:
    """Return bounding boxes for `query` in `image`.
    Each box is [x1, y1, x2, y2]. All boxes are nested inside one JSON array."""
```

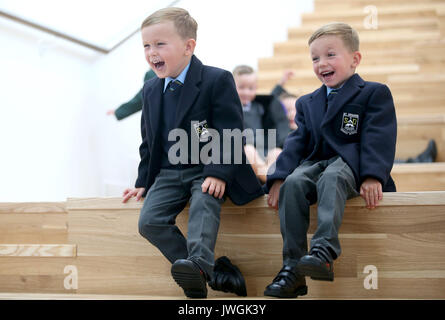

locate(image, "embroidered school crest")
[[341, 113, 359, 135], [193, 120, 210, 142]]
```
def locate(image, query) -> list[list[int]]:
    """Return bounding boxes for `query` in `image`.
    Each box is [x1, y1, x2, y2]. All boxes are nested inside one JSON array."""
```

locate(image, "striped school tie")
[[166, 79, 183, 92], [327, 88, 339, 109]]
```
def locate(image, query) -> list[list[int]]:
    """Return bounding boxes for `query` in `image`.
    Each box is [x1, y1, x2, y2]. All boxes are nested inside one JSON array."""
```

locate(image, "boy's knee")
[[283, 171, 309, 191], [319, 169, 347, 187], [138, 216, 150, 238], [138, 214, 161, 240]]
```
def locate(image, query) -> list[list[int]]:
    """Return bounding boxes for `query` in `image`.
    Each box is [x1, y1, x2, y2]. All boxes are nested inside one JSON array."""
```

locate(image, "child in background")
[[233, 65, 291, 182]]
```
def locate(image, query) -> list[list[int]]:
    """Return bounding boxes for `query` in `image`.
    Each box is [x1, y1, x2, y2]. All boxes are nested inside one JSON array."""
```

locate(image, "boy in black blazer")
[[122, 7, 264, 298], [264, 23, 397, 298]]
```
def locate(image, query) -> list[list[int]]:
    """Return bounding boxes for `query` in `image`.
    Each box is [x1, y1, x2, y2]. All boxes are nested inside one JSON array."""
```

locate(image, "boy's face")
[[234, 73, 257, 106], [142, 21, 195, 79], [310, 35, 361, 89]]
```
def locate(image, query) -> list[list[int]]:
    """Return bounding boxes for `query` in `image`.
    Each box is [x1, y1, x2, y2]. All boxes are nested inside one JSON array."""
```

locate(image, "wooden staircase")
[[258, 0, 445, 186], [1, 194, 445, 299]]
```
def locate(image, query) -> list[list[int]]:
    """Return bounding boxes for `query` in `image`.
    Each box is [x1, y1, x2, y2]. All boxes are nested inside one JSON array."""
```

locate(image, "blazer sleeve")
[[359, 84, 397, 186], [271, 84, 287, 98], [202, 70, 243, 184], [266, 98, 309, 189], [134, 89, 150, 189]]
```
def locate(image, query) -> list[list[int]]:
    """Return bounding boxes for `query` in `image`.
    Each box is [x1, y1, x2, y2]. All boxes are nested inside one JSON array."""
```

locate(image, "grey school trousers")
[[138, 166, 224, 279], [278, 156, 359, 267]]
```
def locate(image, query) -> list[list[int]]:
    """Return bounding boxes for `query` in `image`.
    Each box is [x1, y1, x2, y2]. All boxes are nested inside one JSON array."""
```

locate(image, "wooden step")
[[0, 202, 67, 243], [0, 244, 76, 257], [396, 115, 445, 161], [288, 18, 441, 39], [2, 193, 445, 299], [288, 27, 442, 42], [301, 7, 442, 25], [392, 163, 445, 191], [314, 1, 445, 14]]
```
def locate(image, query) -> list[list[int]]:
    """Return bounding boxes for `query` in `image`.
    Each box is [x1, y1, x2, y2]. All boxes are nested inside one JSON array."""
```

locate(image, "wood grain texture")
[[392, 163, 445, 191], [67, 191, 445, 209], [0, 202, 66, 214], [0, 244, 76, 257], [1, 193, 445, 298]]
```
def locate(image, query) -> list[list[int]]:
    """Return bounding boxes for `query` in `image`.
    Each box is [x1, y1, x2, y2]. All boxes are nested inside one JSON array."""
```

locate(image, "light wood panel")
[[1, 193, 445, 298], [0, 244, 76, 257], [64, 193, 445, 298], [392, 163, 445, 191], [0, 202, 66, 214]]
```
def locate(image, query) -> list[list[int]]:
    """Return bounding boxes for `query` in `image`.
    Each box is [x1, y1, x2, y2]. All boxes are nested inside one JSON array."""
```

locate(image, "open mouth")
[[321, 71, 335, 80], [151, 59, 165, 70]]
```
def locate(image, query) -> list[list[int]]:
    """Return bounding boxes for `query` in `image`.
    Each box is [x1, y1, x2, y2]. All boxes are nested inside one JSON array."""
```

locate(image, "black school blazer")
[[135, 55, 264, 205], [267, 73, 397, 192]]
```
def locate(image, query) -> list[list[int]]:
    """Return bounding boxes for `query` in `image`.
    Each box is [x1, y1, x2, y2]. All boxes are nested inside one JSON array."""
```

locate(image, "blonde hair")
[[308, 22, 360, 52], [141, 7, 198, 40], [232, 65, 255, 77]]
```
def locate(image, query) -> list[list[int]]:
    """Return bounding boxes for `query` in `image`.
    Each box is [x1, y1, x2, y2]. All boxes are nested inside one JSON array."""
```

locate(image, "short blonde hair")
[[308, 22, 360, 52], [232, 65, 255, 77], [141, 7, 198, 40]]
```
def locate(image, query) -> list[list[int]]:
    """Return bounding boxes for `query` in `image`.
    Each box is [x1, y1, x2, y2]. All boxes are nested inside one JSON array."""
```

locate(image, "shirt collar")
[[164, 61, 191, 92], [242, 102, 252, 112], [326, 83, 344, 96]]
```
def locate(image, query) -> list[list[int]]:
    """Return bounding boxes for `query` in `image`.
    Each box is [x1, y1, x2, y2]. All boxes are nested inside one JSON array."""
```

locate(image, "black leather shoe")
[[414, 139, 437, 163], [171, 259, 207, 298], [264, 265, 308, 298], [209, 256, 247, 296], [297, 245, 334, 281]]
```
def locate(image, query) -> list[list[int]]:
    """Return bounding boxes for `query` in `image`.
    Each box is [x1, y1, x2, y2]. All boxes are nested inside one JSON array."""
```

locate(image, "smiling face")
[[310, 35, 361, 88], [142, 21, 195, 79]]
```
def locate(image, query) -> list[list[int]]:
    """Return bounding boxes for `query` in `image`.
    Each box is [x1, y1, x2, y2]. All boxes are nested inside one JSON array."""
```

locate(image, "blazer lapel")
[[174, 55, 202, 128], [147, 77, 164, 137], [322, 74, 364, 127], [308, 85, 327, 146]]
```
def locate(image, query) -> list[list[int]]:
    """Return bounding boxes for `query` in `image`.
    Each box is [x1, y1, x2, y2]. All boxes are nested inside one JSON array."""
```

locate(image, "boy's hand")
[[268, 180, 283, 210], [122, 187, 145, 203], [202, 177, 226, 199], [360, 178, 383, 209]]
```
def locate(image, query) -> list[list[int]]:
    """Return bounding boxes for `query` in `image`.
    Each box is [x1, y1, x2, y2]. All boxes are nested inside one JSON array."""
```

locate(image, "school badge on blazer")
[[341, 113, 359, 135], [193, 120, 210, 142]]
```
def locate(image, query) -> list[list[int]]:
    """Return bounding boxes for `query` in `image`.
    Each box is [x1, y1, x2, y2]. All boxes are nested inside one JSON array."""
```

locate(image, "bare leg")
[[244, 144, 268, 183]]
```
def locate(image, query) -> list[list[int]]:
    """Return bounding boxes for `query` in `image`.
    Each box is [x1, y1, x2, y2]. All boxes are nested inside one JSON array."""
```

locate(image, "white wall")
[[0, 1, 313, 201]]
